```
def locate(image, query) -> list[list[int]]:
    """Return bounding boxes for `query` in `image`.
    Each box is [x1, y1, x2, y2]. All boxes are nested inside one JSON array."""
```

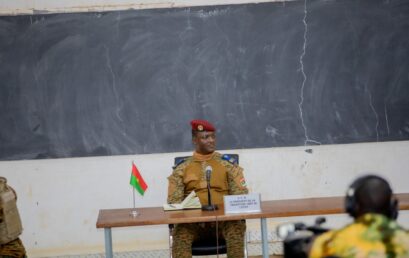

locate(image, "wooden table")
[[96, 193, 409, 258]]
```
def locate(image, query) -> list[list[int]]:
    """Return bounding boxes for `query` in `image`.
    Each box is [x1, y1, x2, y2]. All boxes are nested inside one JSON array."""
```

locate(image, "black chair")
[[168, 154, 247, 257]]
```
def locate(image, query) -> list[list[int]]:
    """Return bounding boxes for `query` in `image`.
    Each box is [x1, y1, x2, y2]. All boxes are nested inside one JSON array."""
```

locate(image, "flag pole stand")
[[130, 187, 139, 217]]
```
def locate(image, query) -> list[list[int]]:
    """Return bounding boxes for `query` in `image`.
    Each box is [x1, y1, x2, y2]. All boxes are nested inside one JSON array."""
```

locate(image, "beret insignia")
[[190, 119, 215, 132]]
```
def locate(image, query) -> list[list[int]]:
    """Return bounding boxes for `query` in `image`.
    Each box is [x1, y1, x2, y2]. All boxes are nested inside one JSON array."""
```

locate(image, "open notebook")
[[163, 191, 201, 211]]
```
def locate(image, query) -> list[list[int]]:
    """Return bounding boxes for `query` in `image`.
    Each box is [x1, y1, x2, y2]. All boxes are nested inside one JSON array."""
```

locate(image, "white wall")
[[0, 0, 284, 15], [1, 141, 409, 257]]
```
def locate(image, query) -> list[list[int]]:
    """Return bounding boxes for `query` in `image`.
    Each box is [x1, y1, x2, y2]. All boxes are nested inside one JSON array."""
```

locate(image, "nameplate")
[[224, 193, 261, 214]]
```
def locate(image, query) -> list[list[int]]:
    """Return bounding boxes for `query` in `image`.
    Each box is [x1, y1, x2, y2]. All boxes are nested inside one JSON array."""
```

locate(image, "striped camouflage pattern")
[[0, 238, 26, 258], [310, 213, 409, 258], [172, 220, 246, 258]]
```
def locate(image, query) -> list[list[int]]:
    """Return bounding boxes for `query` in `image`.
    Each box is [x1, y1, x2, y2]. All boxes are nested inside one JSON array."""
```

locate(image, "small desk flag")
[[130, 162, 148, 196]]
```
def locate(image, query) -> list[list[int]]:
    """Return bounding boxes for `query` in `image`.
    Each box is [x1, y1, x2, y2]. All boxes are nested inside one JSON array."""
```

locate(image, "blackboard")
[[0, 0, 408, 161]]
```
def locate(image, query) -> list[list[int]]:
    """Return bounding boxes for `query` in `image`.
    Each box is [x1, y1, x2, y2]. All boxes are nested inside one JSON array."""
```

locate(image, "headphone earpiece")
[[345, 178, 364, 218], [345, 175, 397, 219], [345, 188, 355, 217]]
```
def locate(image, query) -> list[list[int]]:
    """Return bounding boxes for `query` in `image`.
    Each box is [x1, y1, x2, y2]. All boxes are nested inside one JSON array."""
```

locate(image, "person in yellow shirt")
[[167, 119, 248, 258], [309, 175, 409, 258]]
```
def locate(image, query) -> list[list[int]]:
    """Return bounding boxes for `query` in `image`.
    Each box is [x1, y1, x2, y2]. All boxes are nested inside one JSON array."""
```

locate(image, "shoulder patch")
[[221, 154, 238, 165], [172, 156, 191, 169]]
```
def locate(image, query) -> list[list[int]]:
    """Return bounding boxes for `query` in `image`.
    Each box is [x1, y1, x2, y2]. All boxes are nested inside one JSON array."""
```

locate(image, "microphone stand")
[[202, 179, 218, 211]]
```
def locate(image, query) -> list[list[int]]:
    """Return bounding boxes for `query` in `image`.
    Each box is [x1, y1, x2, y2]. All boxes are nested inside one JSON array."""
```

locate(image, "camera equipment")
[[277, 217, 329, 258]]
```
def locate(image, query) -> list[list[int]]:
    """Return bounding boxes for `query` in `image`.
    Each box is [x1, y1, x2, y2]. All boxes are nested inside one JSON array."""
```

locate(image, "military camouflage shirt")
[[167, 151, 248, 205], [309, 213, 409, 258], [0, 238, 26, 258]]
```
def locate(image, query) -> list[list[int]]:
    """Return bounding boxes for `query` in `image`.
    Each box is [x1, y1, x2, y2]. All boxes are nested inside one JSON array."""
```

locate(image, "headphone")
[[345, 175, 398, 219]]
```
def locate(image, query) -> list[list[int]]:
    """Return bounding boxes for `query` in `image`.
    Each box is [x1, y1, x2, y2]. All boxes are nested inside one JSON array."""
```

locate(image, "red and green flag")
[[130, 162, 148, 196]]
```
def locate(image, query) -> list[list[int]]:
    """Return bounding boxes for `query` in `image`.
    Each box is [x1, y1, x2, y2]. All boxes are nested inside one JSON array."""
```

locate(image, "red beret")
[[190, 119, 215, 132]]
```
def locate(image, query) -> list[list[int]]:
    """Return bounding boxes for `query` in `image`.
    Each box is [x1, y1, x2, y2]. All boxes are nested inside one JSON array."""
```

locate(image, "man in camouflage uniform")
[[167, 119, 248, 258], [309, 175, 409, 258], [0, 177, 27, 258]]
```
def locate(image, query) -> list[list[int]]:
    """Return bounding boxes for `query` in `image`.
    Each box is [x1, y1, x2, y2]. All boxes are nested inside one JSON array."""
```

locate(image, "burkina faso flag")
[[129, 162, 148, 196]]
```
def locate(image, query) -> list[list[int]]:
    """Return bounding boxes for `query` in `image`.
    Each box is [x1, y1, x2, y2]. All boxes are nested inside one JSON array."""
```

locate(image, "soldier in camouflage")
[[167, 119, 248, 258], [0, 177, 26, 258], [309, 175, 409, 258]]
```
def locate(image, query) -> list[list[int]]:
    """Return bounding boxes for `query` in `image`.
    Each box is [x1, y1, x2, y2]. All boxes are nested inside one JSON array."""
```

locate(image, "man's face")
[[193, 131, 216, 154]]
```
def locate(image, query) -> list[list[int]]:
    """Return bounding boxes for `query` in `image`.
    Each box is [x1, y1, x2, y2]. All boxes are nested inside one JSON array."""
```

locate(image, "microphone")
[[206, 165, 212, 182], [202, 165, 218, 211]]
